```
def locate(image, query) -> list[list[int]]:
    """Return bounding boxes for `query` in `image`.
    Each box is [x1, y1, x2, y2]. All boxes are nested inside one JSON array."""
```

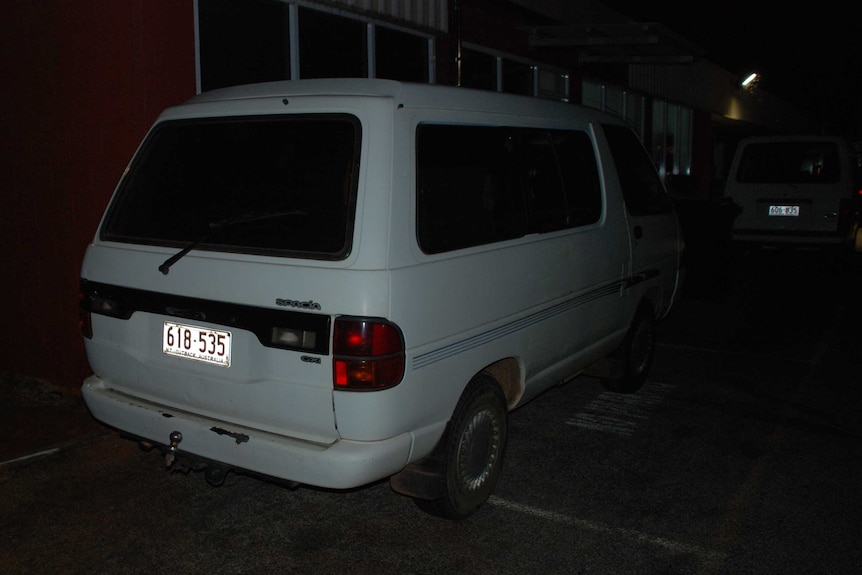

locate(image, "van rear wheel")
[[601, 304, 655, 394], [414, 375, 507, 520]]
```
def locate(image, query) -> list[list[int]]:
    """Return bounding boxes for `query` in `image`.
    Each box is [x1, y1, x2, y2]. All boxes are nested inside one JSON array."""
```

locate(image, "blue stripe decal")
[[411, 280, 625, 370]]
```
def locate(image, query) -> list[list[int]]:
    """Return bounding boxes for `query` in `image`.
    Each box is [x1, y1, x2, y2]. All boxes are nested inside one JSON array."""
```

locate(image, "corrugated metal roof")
[[320, 0, 448, 32]]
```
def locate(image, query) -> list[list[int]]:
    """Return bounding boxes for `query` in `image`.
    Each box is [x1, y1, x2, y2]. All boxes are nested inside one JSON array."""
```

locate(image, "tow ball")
[[165, 430, 183, 467]]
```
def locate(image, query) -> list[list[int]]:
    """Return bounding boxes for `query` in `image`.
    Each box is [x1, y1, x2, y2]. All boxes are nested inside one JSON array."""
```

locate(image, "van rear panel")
[[80, 279, 337, 444], [727, 136, 856, 245]]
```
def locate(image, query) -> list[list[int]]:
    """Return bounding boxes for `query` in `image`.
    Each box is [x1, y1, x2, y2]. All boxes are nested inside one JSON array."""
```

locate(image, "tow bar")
[[165, 430, 183, 467]]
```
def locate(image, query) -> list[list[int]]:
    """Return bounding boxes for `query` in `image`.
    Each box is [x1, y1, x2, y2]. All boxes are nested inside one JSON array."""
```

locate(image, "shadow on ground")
[[0, 373, 107, 463]]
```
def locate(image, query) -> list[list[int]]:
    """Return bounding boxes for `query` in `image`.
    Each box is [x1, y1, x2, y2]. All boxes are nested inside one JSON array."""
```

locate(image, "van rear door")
[[81, 111, 363, 445], [728, 138, 855, 243]]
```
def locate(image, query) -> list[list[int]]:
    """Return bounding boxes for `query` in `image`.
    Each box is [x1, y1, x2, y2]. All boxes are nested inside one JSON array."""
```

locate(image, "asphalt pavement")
[[0, 373, 108, 466]]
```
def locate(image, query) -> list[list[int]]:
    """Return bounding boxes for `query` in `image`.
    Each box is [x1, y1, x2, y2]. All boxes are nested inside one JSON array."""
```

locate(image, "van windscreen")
[[101, 114, 360, 260], [736, 141, 842, 184]]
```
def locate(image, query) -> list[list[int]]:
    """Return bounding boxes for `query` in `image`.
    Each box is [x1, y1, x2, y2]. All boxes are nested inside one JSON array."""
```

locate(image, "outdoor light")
[[741, 73, 759, 88]]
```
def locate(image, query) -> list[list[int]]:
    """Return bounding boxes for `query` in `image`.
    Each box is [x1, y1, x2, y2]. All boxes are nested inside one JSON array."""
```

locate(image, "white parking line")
[[566, 381, 676, 437], [0, 447, 61, 467], [488, 496, 727, 568]]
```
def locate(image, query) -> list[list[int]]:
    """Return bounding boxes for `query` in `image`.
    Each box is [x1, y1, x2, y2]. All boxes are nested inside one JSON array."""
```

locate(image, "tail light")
[[79, 279, 132, 339], [333, 317, 404, 390], [78, 286, 92, 339]]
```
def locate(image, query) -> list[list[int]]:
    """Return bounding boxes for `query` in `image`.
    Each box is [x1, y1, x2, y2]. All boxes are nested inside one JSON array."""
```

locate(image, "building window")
[[605, 85, 623, 118], [198, 1, 433, 89], [198, 0, 291, 92], [651, 100, 667, 178], [375, 25, 430, 82], [537, 69, 569, 101], [584, 81, 689, 180], [298, 6, 366, 79], [676, 106, 692, 177], [582, 81, 644, 137], [461, 44, 568, 101], [460, 48, 496, 90], [581, 82, 603, 111], [652, 100, 693, 181], [502, 59, 533, 96], [624, 91, 645, 140]]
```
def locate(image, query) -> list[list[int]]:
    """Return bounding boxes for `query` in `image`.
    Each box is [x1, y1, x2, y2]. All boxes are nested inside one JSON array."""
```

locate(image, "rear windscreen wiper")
[[158, 210, 306, 275]]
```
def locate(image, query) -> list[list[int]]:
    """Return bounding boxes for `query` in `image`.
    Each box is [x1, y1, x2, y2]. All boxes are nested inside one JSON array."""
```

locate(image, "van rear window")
[[416, 125, 601, 254], [101, 114, 360, 260], [736, 141, 842, 184]]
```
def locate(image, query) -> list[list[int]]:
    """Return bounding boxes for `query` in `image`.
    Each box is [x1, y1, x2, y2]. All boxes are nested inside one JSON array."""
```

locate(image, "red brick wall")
[[0, 1, 196, 390]]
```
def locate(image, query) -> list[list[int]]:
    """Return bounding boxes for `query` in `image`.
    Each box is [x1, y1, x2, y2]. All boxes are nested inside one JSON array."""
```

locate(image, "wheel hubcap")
[[457, 409, 500, 492], [631, 320, 653, 374]]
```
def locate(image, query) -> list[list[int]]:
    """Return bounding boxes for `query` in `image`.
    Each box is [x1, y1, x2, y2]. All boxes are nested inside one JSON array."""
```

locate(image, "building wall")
[[629, 61, 815, 135], [0, 0, 196, 389], [0, 0, 793, 391]]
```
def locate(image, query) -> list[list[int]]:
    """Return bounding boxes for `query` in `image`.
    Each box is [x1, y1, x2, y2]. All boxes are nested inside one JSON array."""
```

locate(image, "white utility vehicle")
[[80, 79, 683, 519]]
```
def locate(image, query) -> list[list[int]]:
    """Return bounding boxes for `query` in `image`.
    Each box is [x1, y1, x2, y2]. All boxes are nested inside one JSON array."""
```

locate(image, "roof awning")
[[523, 22, 702, 65]]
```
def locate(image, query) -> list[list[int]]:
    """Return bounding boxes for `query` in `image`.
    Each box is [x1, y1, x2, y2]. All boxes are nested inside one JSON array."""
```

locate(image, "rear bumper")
[[731, 228, 849, 245], [82, 375, 413, 489]]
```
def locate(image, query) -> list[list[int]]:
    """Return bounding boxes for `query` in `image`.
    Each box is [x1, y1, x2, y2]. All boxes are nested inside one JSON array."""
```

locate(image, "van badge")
[[276, 298, 321, 310]]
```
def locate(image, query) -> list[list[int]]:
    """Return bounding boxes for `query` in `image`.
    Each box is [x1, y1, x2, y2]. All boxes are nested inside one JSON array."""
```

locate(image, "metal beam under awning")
[[523, 22, 703, 65]]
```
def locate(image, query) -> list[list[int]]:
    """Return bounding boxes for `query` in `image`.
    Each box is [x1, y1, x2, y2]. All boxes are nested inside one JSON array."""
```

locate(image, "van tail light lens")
[[79, 288, 93, 339], [79, 279, 133, 339], [333, 318, 405, 390]]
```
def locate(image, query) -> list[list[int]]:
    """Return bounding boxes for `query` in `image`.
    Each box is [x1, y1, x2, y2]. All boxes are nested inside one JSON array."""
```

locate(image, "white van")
[[79, 79, 683, 519], [726, 135, 859, 248]]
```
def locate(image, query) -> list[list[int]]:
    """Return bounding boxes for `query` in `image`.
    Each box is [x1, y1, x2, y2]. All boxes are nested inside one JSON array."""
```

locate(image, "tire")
[[601, 303, 655, 394], [415, 375, 508, 520]]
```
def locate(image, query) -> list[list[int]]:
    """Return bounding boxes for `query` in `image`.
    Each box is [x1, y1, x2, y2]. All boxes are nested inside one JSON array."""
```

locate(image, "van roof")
[[171, 78, 622, 124]]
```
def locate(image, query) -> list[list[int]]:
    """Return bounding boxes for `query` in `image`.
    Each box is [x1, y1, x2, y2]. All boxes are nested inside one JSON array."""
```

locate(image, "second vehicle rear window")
[[736, 141, 842, 184]]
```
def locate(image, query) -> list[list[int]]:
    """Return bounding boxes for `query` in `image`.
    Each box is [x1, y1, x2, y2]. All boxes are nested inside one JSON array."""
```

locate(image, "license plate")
[[768, 205, 800, 216], [163, 321, 231, 367]]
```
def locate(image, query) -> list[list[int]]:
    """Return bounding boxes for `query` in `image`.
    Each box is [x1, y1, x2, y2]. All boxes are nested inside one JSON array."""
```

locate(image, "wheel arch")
[[480, 356, 523, 410], [635, 285, 661, 321]]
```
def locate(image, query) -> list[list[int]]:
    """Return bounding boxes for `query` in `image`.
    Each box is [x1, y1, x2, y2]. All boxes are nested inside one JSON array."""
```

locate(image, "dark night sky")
[[601, 2, 862, 140]]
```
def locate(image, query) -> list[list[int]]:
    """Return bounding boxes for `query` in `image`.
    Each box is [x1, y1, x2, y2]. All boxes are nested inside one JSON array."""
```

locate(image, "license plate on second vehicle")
[[163, 321, 231, 367], [768, 205, 800, 216]]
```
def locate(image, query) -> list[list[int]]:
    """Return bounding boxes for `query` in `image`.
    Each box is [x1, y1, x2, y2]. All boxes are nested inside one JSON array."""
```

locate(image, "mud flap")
[[389, 457, 445, 500]]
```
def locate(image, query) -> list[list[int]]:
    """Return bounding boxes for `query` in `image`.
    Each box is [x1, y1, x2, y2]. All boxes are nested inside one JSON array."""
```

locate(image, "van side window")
[[521, 130, 567, 233], [602, 124, 672, 216], [736, 142, 842, 184], [552, 131, 603, 227], [416, 125, 601, 254]]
